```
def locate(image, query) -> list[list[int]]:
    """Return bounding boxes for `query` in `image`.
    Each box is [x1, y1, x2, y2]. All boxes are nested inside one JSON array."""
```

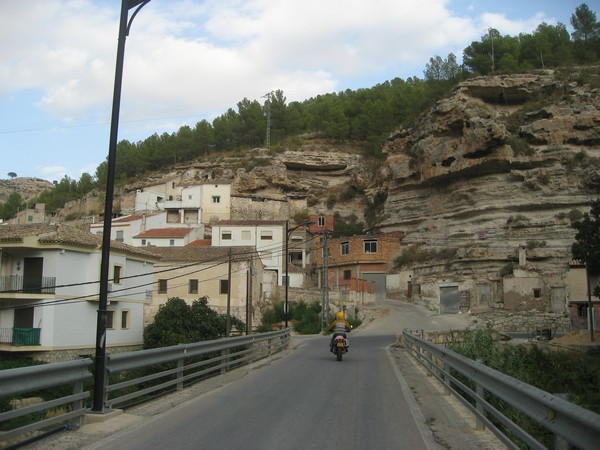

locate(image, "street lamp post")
[[284, 221, 314, 328], [92, 0, 150, 413]]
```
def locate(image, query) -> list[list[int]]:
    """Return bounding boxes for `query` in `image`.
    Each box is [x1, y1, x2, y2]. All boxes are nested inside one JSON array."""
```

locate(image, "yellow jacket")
[[329, 319, 351, 333]]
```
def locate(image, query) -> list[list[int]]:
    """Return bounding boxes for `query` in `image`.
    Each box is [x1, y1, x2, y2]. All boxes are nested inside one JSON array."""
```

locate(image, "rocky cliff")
[[378, 68, 600, 304], [60, 141, 372, 221], [0, 177, 54, 204], [31, 68, 600, 301]]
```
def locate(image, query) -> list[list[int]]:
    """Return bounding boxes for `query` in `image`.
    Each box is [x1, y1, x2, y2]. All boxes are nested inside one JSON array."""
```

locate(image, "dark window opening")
[[158, 279, 167, 294], [220, 279, 229, 294]]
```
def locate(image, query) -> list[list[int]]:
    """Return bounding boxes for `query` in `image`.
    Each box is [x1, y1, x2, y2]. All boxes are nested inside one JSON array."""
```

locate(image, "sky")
[[0, 0, 591, 183]]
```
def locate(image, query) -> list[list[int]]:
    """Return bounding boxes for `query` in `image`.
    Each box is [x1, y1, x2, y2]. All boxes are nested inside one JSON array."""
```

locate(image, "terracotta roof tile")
[[113, 214, 144, 223], [0, 223, 157, 259], [186, 239, 211, 247], [214, 220, 286, 227], [147, 246, 258, 262], [134, 228, 194, 238]]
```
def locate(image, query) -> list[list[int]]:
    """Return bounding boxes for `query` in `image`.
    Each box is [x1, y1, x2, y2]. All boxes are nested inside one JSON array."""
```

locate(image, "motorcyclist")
[[329, 311, 351, 352]]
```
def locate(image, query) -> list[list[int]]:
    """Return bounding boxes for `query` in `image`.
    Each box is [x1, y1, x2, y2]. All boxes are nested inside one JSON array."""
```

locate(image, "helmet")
[[336, 311, 345, 321]]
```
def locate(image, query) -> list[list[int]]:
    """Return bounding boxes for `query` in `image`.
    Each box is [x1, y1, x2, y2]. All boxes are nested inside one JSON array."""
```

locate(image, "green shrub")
[[568, 208, 583, 223], [506, 215, 529, 228], [450, 326, 600, 415], [326, 194, 337, 209], [500, 263, 514, 277], [259, 300, 324, 334], [448, 326, 600, 448]]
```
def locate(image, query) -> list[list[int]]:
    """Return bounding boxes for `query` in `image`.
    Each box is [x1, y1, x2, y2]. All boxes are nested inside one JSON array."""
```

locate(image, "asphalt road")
[[87, 332, 434, 449], [23, 300, 503, 450]]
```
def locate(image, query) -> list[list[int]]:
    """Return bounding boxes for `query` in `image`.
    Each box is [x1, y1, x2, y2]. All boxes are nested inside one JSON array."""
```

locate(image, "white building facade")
[[211, 220, 312, 294], [0, 223, 156, 362], [134, 182, 231, 225]]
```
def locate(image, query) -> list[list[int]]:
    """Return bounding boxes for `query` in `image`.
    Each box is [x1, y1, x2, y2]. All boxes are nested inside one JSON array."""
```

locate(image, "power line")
[[0, 255, 253, 311]]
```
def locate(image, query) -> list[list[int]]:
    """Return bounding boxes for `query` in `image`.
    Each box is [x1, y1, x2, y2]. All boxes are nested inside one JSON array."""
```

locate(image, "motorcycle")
[[332, 334, 349, 361]]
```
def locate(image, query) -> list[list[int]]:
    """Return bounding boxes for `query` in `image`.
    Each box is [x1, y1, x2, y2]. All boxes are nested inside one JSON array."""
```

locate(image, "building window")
[[343, 270, 352, 280], [189, 279, 198, 294], [241, 230, 251, 241], [116, 230, 124, 242], [113, 265, 122, 284], [212, 196, 221, 203], [96, 231, 103, 237], [106, 310, 115, 329], [28, 215, 33, 222], [158, 279, 167, 294], [317, 216, 325, 227], [222, 231, 232, 240], [533, 288, 541, 298], [364, 240, 377, 254], [283, 275, 289, 287], [141, 239, 146, 246], [220, 279, 229, 294], [169, 239, 175, 246], [260, 231, 272, 240], [341, 241, 349, 255], [121, 310, 130, 329], [167, 210, 179, 223]]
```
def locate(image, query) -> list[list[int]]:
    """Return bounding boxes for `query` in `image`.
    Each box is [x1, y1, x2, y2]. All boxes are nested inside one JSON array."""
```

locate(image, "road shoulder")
[[388, 343, 505, 450]]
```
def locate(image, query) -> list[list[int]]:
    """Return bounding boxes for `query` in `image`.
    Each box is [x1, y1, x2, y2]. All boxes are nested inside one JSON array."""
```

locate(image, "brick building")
[[313, 233, 402, 298]]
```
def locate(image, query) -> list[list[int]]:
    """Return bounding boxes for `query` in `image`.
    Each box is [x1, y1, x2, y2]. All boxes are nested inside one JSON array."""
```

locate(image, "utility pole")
[[321, 230, 330, 332], [226, 247, 232, 336], [92, 0, 150, 414], [262, 91, 274, 148], [488, 27, 495, 73], [246, 255, 253, 335]]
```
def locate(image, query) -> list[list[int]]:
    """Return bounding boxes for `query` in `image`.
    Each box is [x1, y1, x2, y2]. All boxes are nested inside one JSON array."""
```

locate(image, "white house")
[[89, 212, 205, 247], [132, 227, 204, 247], [0, 223, 157, 362], [133, 178, 180, 212], [134, 182, 231, 225], [211, 220, 312, 295], [146, 246, 263, 330], [90, 214, 145, 245]]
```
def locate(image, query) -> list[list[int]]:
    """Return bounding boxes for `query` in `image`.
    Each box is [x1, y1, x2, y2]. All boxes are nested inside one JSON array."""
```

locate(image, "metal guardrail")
[[403, 330, 600, 450], [0, 329, 290, 446], [0, 359, 93, 444], [102, 329, 290, 409]]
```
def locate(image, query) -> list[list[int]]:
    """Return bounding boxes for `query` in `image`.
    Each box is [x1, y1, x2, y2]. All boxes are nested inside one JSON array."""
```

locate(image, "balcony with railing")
[[0, 327, 41, 346], [337, 278, 376, 294], [0, 275, 56, 295]]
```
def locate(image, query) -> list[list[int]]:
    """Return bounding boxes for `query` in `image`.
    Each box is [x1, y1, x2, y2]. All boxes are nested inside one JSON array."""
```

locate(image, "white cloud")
[[2, 0, 488, 125], [479, 12, 549, 35], [1, 0, 566, 181], [36, 165, 68, 181]]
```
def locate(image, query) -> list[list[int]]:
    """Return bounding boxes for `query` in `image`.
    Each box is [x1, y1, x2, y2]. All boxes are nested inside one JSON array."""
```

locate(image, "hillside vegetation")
[[1, 3, 598, 220]]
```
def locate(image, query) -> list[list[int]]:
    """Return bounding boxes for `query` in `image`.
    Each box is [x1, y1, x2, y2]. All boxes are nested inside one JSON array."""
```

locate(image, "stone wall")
[[231, 195, 289, 221], [474, 310, 571, 334]]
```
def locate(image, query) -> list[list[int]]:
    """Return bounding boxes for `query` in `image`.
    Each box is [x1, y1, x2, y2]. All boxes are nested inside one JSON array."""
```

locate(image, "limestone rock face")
[[18, 69, 600, 313], [379, 69, 600, 292]]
